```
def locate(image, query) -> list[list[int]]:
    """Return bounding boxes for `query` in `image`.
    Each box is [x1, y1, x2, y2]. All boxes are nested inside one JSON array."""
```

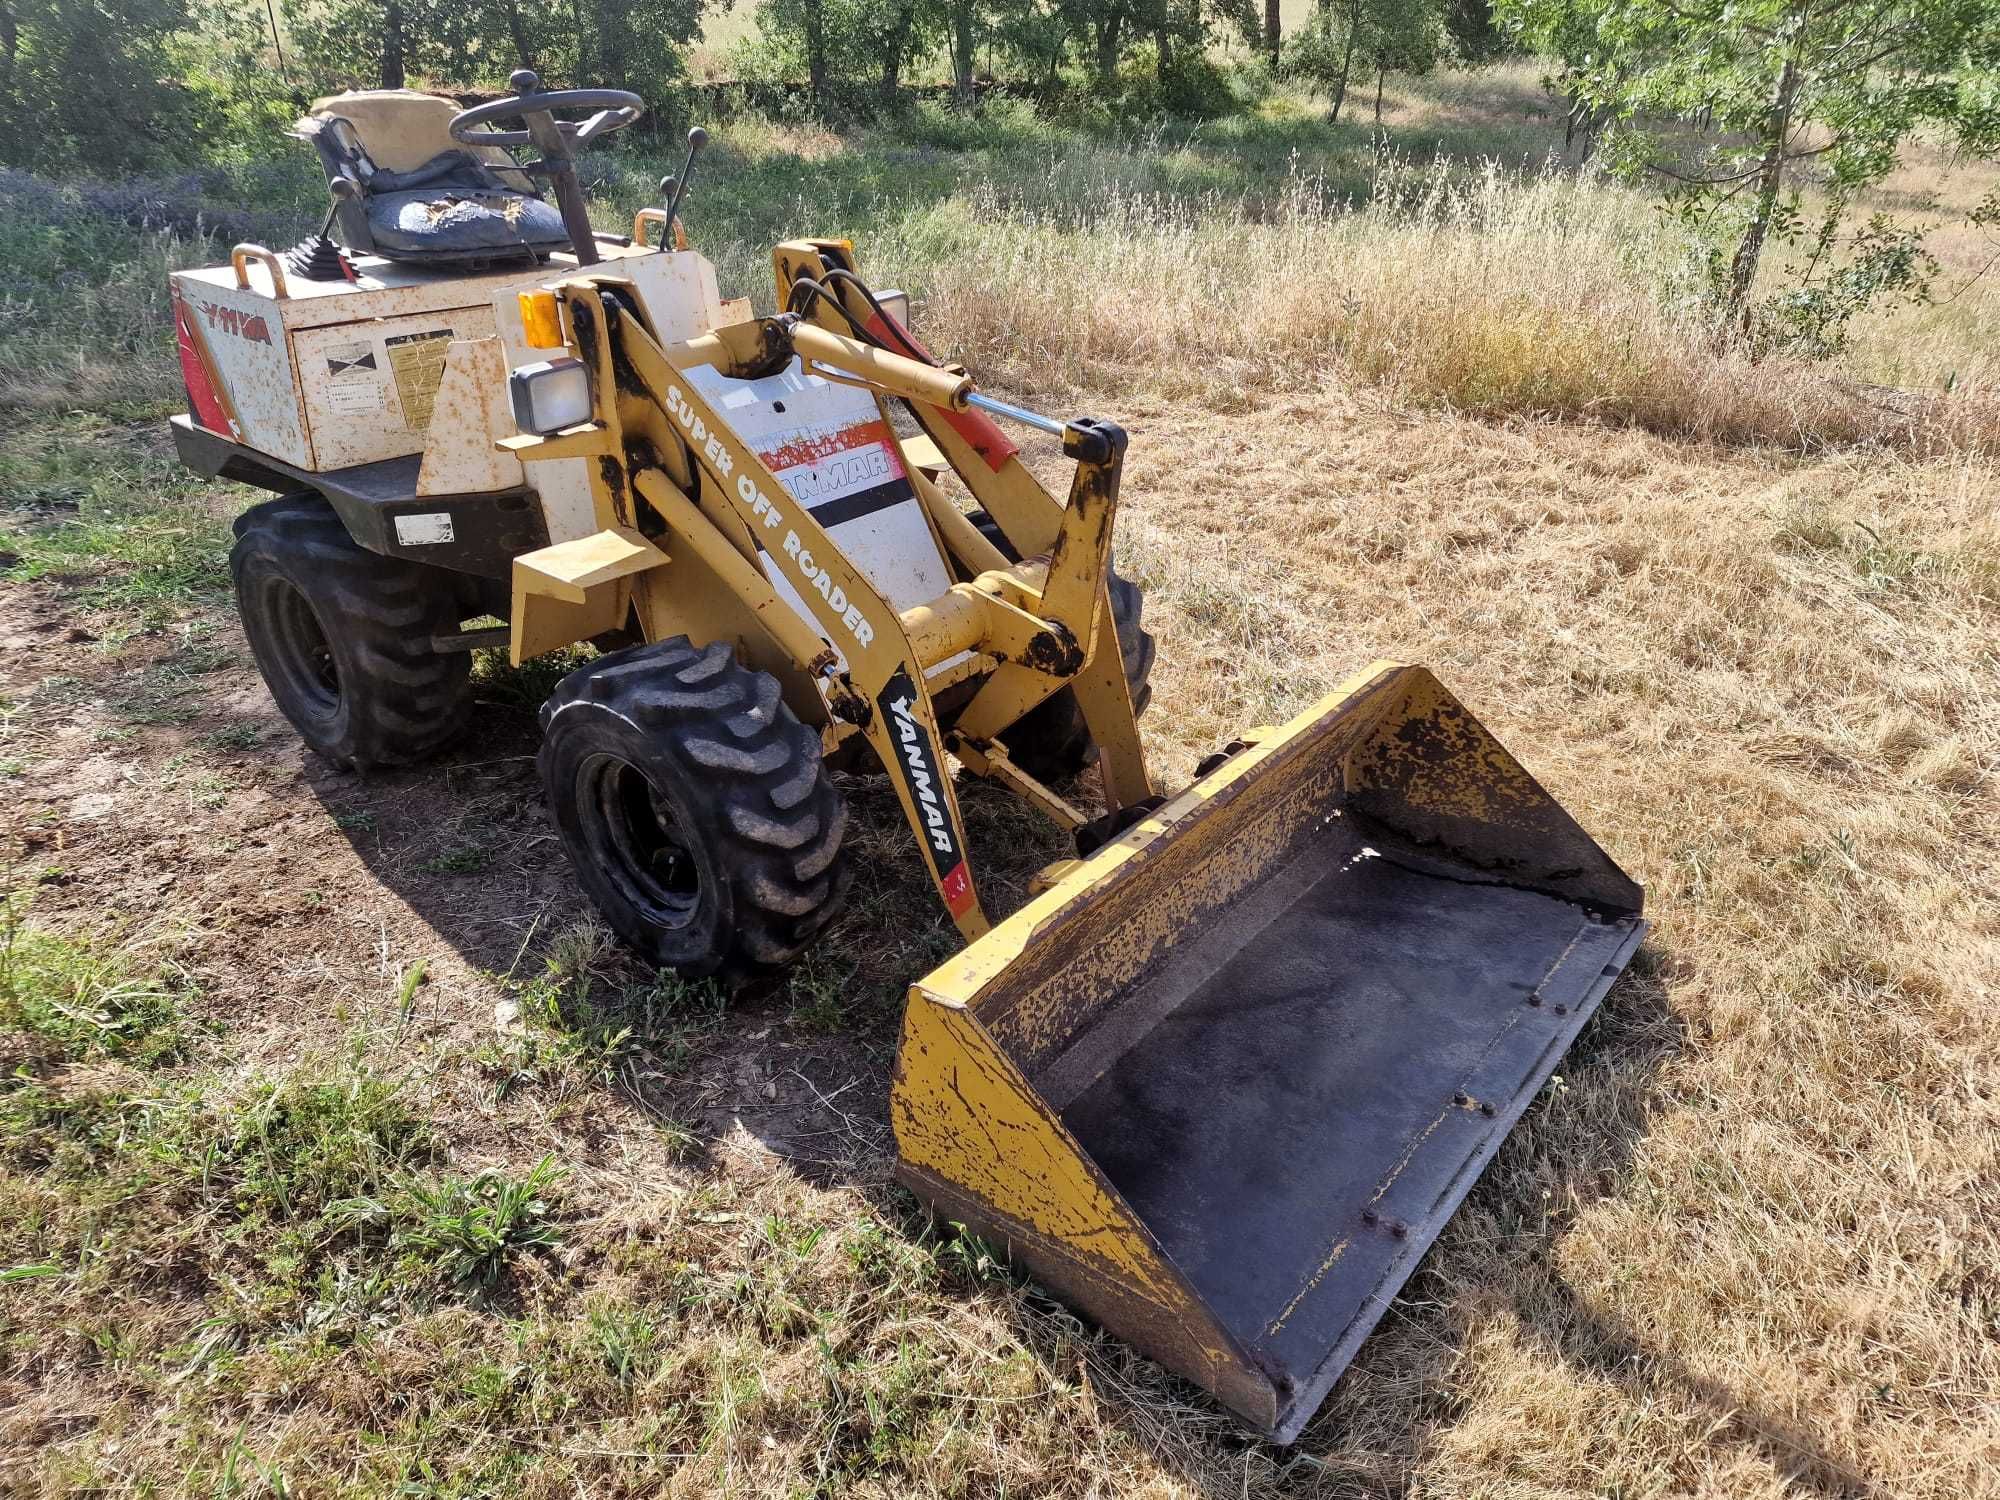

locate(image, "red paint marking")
[[939, 862, 975, 917], [172, 288, 233, 436], [863, 312, 1018, 474], [198, 300, 273, 346], [760, 418, 904, 477]]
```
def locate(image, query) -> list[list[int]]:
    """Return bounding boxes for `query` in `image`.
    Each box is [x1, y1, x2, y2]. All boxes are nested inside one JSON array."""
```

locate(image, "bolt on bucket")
[[891, 660, 1646, 1442]]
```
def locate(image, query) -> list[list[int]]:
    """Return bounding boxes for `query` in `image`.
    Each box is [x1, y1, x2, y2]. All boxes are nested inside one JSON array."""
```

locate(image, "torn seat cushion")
[[361, 149, 569, 261]]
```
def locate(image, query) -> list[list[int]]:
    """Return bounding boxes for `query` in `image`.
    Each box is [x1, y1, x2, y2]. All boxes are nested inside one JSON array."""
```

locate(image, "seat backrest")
[[300, 90, 533, 191]]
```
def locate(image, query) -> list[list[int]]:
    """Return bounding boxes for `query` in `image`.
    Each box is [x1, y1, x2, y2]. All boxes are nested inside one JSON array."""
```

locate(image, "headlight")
[[509, 357, 592, 436]]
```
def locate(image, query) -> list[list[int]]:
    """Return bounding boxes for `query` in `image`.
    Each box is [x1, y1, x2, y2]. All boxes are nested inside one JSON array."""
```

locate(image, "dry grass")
[[869, 154, 2000, 454], [1008, 396, 2000, 1493], [7, 390, 1995, 1496], [5, 77, 2000, 1500]]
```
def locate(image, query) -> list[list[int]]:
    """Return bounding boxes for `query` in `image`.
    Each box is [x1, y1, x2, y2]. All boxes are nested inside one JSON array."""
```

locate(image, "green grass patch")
[[0, 418, 232, 622], [388, 1156, 564, 1288], [0, 897, 193, 1067]]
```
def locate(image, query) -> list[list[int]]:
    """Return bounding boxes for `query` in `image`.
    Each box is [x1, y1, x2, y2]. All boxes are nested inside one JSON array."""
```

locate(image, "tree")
[[942, 0, 983, 102], [870, 0, 925, 100], [1289, 0, 1445, 123], [1500, 0, 2000, 346], [0, 0, 202, 169], [287, 0, 703, 113]]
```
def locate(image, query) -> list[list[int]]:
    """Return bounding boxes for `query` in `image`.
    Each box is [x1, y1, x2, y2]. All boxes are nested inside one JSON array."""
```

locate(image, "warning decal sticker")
[[320, 341, 387, 416], [325, 345, 377, 377], [384, 328, 453, 431]]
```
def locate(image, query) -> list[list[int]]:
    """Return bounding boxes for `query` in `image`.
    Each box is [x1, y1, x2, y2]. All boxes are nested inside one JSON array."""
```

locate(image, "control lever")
[[658, 127, 708, 241]]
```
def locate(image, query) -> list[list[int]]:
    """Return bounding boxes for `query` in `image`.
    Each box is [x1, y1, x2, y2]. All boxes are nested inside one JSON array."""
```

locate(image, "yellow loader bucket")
[[891, 661, 1645, 1442]]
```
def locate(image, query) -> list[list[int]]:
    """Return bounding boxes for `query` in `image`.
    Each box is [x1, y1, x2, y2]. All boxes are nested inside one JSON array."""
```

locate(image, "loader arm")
[[775, 240, 1153, 809], [505, 277, 1150, 939]]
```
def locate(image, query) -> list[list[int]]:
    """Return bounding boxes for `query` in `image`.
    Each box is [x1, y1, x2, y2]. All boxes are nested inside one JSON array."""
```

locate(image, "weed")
[[394, 1156, 564, 1288], [419, 844, 492, 876], [0, 896, 192, 1066], [395, 959, 428, 1021], [786, 949, 856, 1034], [201, 724, 262, 751], [589, 1299, 664, 1387], [224, 1072, 434, 1220], [471, 644, 594, 709]]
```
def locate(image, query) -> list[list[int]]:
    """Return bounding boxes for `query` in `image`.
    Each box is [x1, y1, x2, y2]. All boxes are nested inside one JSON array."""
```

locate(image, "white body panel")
[[171, 276, 312, 466], [291, 306, 500, 469], [417, 338, 524, 496], [169, 242, 719, 488], [685, 361, 958, 676]]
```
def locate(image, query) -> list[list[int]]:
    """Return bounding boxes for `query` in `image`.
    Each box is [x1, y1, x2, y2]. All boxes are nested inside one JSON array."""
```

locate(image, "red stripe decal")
[[760, 418, 904, 476], [172, 287, 232, 436], [939, 862, 975, 916]]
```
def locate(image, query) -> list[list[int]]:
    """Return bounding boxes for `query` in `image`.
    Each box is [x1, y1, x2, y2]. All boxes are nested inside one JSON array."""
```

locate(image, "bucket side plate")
[[895, 662, 1646, 1442]]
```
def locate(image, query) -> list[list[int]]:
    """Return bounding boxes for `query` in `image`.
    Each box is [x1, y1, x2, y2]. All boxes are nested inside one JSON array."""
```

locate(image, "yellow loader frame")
[[502, 239, 1147, 939], [496, 237, 1647, 1445]]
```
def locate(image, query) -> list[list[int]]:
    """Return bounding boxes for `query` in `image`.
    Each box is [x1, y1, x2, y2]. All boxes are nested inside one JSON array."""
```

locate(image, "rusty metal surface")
[[169, 271, 312, 466], [415, 336, 523, 496], [895, 662, 1646, 1442], [1056, 827, 1642, 1441]]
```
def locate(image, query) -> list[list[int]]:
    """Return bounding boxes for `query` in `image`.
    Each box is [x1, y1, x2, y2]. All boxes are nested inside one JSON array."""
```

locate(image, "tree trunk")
[[880, 1, 917, 102], [1723, 52, 1801, 334], [379, 0, 405, 88], [951, 0, 976, 105], [804, 0, 827, 109], [1373, 62, 1384, 127], [1095, 8, 1125, 86], [1327, 3, 1357, 122], [501, 0, 536, 70], [1153, 0, 1170, 83], [1264, 0, 1280, 66]]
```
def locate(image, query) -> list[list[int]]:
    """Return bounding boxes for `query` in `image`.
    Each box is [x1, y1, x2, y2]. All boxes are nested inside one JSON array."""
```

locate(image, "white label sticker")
[[324, 378, 384, 416], [394, 512, 455, 546]]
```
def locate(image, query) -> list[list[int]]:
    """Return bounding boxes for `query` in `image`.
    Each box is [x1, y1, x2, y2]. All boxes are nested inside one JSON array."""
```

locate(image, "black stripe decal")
[[799, 477, 914, 529]]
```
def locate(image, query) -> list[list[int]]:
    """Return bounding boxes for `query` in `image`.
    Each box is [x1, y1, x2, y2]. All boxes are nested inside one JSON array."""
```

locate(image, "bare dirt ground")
[[4, 391, 1997, 1496], [0, 574, 911, 1177]]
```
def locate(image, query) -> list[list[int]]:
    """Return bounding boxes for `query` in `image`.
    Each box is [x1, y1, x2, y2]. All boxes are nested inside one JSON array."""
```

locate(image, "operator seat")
[[295, 89, 570, 266]]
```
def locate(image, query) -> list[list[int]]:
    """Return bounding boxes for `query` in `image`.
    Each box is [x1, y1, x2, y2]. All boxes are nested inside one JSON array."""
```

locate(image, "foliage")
[[1499, 0, 2000, 352], [0, 0, 211, 170], [386, 1155, 565, 1286], [1289, 0, 1448, 121], [284, 0, 705, 110]]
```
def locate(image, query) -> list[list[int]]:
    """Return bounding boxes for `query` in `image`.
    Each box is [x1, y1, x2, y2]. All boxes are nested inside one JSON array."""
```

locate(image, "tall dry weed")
[[882, 155, 1998, 454]]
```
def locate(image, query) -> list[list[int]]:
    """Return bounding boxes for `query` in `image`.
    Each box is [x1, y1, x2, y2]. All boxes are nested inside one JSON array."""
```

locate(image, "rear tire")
[[964, 510, 1156, 780], [538, 638, 851, 979], [230, 493, 471, 769]]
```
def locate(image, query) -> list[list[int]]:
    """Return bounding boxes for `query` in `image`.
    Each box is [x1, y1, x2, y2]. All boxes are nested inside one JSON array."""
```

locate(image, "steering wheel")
[[450, 69, 643, 153], [449, 70, 643, 265]]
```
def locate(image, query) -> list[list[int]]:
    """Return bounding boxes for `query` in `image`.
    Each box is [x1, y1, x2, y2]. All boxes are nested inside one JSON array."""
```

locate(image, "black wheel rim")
[[265, 577, 341, 719], [578, 752, 704, 930]]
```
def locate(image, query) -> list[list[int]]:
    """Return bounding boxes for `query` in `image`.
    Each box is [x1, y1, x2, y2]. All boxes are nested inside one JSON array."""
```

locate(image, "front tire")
[[230, 493, 471, 769], [538, 638, 851, 979], [963, 509, 1156, 780]]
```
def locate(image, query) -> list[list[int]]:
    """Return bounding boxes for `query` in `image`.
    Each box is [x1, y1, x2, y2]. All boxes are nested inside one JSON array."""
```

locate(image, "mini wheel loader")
[[168, 73, 1648, 1442]]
